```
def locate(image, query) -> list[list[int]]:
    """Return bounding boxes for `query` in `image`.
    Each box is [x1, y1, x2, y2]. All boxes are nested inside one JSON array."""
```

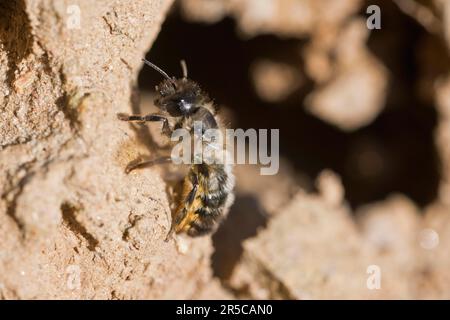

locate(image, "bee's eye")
[[177, 97, 196, 114]]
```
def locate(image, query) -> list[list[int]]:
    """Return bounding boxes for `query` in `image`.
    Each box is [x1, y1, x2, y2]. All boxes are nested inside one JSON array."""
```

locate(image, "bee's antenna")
[[180, 59, 188, 79], [142, 59, 176, 87]]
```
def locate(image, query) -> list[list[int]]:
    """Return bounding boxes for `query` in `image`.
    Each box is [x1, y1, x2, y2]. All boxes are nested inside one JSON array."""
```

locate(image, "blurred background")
[[136, 0, 450, 298]]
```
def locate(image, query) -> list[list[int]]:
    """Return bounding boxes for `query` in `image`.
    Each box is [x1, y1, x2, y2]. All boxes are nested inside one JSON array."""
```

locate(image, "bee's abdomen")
[[187, 214, 216, 236], [186, 164, 234, 237]]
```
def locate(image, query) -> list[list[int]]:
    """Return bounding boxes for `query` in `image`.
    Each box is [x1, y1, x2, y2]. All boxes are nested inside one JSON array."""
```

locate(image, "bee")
[[118, 59, 235, 241]]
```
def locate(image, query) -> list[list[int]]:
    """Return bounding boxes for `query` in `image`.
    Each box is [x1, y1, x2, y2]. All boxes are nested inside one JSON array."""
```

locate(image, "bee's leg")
[[125, 156, 172, 174], [165, 176, 199, 242], [117, 113, 171, 135], [117, 112, 165, 123], [186, 175, 199, 206]]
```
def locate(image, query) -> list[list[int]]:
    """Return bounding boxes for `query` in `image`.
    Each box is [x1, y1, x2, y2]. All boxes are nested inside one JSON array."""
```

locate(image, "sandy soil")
[[1, 0, 449, 299]]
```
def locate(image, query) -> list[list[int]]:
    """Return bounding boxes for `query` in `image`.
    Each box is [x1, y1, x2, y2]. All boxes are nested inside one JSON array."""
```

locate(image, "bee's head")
[[155, 78, 203, 116], [142, 59, 205, 117]]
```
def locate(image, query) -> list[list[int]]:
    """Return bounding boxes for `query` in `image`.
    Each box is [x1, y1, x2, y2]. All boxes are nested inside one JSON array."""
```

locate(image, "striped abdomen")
[[172, 163, 235, 237]]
